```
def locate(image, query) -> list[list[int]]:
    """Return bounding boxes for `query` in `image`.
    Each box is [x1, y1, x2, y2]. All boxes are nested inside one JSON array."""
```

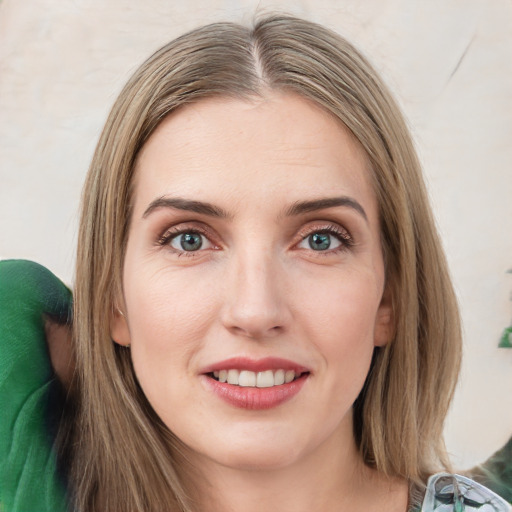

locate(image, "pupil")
[[309, 233, 330, 251], [181, 233, 202, 251]]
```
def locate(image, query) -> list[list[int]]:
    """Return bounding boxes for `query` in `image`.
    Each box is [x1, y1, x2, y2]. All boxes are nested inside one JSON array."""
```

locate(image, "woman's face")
[[111, 93, 393, 471]]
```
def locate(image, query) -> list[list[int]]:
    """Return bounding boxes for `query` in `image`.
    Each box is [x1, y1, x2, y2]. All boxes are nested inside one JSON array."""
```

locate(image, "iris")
[[180, 233, 202, 251], [309, 233, 331, 251]]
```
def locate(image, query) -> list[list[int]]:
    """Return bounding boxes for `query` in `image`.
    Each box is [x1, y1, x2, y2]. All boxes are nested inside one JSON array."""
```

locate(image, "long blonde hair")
[[70, 14, 461, 511]]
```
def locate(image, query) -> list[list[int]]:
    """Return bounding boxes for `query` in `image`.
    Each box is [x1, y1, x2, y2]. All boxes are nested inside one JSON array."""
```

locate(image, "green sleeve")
[[471, 435, 512, 504], [0, 260, 71, 512]]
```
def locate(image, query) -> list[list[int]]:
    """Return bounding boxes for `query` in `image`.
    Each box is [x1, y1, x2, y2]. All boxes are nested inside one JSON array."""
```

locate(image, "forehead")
[[132, 92, 377, 220]]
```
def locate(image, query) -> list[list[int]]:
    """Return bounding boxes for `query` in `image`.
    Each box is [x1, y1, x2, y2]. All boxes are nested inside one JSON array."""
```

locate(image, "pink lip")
[[202, 373, 308, 410], [199, 357, 310, 410], [200, 356, 309, 374]]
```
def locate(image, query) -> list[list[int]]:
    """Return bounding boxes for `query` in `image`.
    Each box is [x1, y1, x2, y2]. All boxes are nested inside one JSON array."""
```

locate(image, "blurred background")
[[0, 0, 511, 470]]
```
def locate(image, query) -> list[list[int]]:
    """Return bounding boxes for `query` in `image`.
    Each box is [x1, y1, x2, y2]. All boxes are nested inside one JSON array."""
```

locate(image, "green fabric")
[[471, 436, 512, 504], [0, 260, 71, 512]]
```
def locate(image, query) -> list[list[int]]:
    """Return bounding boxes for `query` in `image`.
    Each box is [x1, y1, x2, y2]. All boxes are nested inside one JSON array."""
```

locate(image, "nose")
[[220, 252, 291, 340]]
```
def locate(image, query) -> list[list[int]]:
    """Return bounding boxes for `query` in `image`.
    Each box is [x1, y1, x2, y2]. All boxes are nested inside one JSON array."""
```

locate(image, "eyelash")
[[296, 223, 354, 255], [157, 223, 354, 257], [157, 226, 216, 257]]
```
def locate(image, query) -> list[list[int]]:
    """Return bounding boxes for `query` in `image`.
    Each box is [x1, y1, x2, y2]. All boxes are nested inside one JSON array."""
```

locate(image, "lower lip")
[[202, 374, 308, 410]]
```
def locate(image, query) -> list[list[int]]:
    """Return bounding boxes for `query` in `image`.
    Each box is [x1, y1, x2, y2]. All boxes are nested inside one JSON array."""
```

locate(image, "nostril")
[[228, 323, 283, 339], [219, 286, 291, 339]]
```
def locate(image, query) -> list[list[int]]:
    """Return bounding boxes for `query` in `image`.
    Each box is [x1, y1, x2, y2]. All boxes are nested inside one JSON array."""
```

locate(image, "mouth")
[[200, 357, 310, 410], [207, 368, 308, 388]]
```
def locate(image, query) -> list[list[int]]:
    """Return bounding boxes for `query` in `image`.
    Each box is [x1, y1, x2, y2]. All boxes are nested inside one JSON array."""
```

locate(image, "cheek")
[[295, 268, 382, 389], [123, 267, 219, 403], [125, 264, 219, 343], [297, 267, 382, 344]]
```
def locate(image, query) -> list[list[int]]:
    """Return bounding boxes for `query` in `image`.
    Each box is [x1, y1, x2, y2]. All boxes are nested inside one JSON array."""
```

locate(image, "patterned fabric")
[[420, 473, 511, 511]]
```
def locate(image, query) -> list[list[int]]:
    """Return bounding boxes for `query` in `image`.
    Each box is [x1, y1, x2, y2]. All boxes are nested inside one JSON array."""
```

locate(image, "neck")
[[184, 419, 409, 512]]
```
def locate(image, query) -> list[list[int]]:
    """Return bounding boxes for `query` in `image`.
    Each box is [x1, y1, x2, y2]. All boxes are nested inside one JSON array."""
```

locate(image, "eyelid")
[[157, 222, 220, 253], [294, 222, 354, 251]]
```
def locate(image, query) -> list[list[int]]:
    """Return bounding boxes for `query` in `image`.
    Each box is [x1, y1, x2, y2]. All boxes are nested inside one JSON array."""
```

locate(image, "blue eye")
[[169, 232, 211, 252], [309, 233, 331, 251], [297, 230, 344, 251]]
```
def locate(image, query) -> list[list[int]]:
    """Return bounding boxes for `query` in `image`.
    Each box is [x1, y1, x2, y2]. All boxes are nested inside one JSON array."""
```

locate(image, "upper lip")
[[200, 357, 310, 374]]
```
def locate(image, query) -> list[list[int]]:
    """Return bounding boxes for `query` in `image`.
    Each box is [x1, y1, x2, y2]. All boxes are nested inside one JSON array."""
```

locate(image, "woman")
[[1, 13, 509, 512], [72, 14, 458, 511]]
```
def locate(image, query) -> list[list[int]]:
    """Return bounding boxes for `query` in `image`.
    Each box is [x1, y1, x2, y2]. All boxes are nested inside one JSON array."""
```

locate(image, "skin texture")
[[45, 318, 74, 390], [111, 93, 408, 511]]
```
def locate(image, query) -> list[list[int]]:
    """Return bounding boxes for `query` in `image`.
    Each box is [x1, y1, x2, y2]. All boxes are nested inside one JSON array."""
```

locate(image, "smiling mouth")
[[203, 361, 310, 409], [207, 369, 308, 388]]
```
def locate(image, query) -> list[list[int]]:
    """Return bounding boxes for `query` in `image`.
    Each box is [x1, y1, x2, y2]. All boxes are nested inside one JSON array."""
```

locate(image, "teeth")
[[274, 369, 285, 385], [239, 370, 256, 387], [212, 369, 301, 387], [256, 370, 274, 388], [227, 369, 239, 385]]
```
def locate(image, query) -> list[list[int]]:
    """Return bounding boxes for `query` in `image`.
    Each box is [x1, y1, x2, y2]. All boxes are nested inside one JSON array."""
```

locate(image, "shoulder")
[[417, 472, 511, 511], [0, 259, 72, 398], [0, 259, 71, 318], [0, 259, 71, 511]]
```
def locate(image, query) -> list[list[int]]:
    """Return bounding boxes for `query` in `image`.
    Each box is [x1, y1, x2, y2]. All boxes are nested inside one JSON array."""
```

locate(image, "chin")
[[217, 448, 300, 472], [199, 432, 308, 472]]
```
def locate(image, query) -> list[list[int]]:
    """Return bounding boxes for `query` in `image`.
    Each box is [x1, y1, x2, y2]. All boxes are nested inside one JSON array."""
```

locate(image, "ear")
[[110, 303, 131, 347], [374, 285, 395, 347]]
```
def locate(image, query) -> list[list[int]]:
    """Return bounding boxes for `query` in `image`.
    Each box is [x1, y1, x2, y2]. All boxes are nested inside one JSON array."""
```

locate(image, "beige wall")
[[1, 0, 511, 469]]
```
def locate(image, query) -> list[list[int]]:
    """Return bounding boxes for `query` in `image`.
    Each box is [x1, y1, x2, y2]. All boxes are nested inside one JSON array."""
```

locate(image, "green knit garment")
[[0, 260, 71, 512]]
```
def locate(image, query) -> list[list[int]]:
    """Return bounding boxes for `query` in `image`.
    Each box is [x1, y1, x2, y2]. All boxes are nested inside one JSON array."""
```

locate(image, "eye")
[[295, 225, 353, 253], [167, 231, 213, 252], [298, 231, 342, 251]]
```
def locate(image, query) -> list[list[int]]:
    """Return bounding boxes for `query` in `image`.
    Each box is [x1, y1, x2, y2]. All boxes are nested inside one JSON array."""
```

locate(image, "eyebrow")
[[285, 196, 368, 222], [143, 195, 368, 222], [143, 196, 231, 219]]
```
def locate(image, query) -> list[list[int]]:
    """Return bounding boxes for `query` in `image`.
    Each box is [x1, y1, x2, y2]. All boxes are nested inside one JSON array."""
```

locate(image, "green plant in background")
[[499, 327, 512, 348], [499, 269, 512, 348]]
